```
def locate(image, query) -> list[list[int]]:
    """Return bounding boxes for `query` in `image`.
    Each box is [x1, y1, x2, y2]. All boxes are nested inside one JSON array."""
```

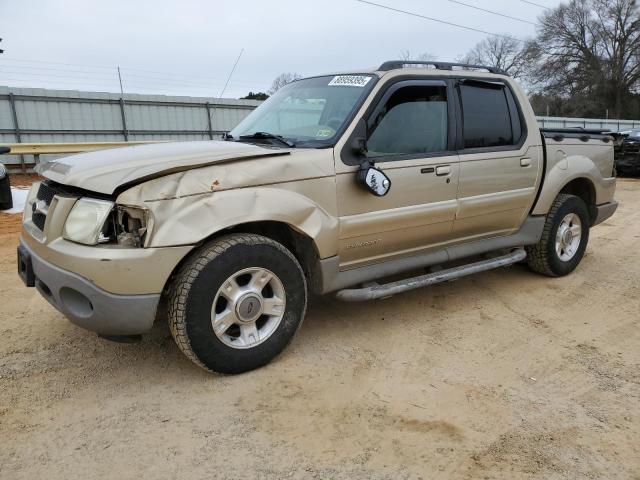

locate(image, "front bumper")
[[18, 239, 160, 335]]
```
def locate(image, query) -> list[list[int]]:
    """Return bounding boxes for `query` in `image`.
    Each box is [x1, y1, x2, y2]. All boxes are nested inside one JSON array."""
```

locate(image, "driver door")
[[336, 79, 460, 269]]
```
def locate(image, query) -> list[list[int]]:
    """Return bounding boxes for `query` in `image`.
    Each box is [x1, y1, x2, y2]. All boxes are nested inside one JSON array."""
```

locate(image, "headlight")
[[0, 163, 6, 179], [63, 198, 114, 245]]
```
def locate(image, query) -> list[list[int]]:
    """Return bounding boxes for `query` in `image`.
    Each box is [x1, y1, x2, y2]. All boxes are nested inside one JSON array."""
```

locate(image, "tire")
[[168, 234, 307, 374], [526, 193, 590, 277]]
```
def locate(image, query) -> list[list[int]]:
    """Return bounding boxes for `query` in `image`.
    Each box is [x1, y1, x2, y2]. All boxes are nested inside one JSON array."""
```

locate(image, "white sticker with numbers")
[[328, 75, 372, 87]]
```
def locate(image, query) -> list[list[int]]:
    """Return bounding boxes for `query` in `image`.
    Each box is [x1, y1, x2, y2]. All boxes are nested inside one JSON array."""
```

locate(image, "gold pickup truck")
[[17, 61, 618, 373]]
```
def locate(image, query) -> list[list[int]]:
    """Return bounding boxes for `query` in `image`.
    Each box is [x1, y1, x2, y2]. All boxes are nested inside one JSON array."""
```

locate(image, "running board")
[[335, 248, 527, 302]]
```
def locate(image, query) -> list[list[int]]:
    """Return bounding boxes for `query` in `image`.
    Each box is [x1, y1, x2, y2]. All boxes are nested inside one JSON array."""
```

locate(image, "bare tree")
[[268, 72, 302, 95], [459, 36, 535, 79], [399, 50, 438, 62], [529, 0, 640, 117]]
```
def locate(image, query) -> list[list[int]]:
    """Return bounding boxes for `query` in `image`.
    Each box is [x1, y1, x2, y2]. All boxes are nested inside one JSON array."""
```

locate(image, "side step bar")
[[335, 248, 527, 302]]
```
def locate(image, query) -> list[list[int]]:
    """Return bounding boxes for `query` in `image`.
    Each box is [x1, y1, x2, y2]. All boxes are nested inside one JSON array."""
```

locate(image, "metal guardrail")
[[0, 141, 159, 171]]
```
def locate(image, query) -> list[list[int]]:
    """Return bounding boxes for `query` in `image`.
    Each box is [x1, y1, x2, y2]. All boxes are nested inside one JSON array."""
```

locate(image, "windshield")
[[229, 74, 376, 147]]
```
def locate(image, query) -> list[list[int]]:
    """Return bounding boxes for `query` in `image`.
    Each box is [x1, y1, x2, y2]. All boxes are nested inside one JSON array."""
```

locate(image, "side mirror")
[[357, 164, 391, 197], [351, 118, 368, 155]]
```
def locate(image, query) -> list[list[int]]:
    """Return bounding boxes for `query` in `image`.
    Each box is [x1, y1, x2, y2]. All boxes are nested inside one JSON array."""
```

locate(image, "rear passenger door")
[[453, 79, 542, 241]]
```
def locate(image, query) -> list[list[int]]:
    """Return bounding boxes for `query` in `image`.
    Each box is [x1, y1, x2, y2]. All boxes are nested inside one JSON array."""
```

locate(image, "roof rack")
[[378, 60, 507, 75]]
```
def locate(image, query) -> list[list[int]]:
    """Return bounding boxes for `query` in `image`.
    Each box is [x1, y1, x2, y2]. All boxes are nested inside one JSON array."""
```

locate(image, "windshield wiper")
[[238, 131, 296, 148]]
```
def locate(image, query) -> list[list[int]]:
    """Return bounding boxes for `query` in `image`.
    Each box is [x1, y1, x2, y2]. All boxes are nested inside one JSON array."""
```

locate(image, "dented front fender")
[[116, 149, 339, 258]]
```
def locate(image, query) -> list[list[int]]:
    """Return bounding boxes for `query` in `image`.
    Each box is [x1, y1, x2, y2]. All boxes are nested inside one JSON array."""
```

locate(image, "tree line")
[[243, 0, 639, 120], [462, 0, 640, 119]]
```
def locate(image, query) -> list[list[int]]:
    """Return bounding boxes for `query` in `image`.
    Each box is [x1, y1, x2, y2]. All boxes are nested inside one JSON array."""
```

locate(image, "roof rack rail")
[[378, 60, 507, 75]]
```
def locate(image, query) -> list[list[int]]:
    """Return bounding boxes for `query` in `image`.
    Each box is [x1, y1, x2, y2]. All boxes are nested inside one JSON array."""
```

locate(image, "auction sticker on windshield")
[[328, 75, 372, 87]]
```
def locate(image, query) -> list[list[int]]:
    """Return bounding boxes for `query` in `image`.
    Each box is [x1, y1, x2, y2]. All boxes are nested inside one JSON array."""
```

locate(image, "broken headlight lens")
[[115, 206, 148, 247], [63, 198, 114, 245]]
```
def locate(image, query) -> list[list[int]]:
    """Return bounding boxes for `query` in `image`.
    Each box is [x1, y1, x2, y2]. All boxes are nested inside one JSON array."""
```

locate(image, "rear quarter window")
[[460, 82, 518, 149]]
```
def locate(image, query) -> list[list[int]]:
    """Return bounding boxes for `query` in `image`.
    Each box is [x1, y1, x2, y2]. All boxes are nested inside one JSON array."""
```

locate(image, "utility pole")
[[209, 48, 244, 139], [117, 66, 125, 96], [117, 67, 129, 141]]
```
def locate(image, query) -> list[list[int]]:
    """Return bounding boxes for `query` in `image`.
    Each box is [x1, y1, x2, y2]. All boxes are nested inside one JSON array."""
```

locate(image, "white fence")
[[0, 86, 260, 169]]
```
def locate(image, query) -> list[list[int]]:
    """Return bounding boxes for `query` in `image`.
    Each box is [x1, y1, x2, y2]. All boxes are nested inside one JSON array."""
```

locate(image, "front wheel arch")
[[160, 220, 322, 302], [167, 233, 308, 373]]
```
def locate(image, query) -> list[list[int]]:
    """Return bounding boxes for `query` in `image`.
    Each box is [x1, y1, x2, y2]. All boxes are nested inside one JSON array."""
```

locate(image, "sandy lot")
[[1, 179, 639, 480]]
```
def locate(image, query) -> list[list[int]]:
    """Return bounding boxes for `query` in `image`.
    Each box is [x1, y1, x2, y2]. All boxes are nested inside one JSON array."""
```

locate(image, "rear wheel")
[[168, 234, 307, 374], [526, 194, 590, 277]]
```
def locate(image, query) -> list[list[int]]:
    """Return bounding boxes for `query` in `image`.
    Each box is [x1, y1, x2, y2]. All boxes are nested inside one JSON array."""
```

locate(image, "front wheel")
[[168, 234, 307, 374], [526, 193, 590, 277]]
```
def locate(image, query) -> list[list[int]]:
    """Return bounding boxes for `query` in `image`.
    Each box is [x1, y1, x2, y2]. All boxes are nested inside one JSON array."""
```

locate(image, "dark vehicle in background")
[[615, 130, 640, 176], [0, 146, 12, 210]]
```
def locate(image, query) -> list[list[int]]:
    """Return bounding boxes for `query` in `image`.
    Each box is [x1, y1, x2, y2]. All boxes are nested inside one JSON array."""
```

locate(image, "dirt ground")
[[4, 173, 39, 188], [1, 179, 639, 480]]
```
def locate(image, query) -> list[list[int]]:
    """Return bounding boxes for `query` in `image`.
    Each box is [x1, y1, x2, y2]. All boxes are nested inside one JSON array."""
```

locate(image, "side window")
[[367, 85, 448, 158], [460, 82, 519, 149]]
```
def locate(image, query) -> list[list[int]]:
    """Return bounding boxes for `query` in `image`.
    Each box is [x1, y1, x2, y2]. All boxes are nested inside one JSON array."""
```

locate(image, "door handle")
[[435, 165, 451, 176], [520, 158, 532, 167]]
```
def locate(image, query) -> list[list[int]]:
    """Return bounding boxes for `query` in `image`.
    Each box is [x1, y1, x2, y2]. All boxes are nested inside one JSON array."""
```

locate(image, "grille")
[[32, 211, 46, 231], [36, 182, 59, 206], [30, 182, 69, 232]]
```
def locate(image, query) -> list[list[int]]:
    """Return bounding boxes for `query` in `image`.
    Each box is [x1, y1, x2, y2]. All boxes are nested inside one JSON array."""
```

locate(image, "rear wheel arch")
[[532, 153, 603, 221], [559, 177, 597, 224]]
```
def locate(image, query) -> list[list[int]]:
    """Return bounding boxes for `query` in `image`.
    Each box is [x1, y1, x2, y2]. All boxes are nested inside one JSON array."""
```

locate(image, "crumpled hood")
[[39, 141, 290, 195]]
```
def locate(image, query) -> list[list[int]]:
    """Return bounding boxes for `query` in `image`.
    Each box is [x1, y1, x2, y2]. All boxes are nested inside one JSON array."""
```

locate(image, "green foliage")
[[241, 92, 269, 101]]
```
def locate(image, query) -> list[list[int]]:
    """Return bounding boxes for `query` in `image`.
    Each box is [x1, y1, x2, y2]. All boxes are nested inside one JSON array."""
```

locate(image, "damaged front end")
[[60, 195, 151, 249], [23, 180, 152, 249], [19, 180, 193, 337]]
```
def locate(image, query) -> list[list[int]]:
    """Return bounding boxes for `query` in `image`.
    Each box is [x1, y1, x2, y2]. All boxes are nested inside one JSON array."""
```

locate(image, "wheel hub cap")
[[555, 213, 582, 262], [210, 267, 286, 349], [236, 293, 263, 323]]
